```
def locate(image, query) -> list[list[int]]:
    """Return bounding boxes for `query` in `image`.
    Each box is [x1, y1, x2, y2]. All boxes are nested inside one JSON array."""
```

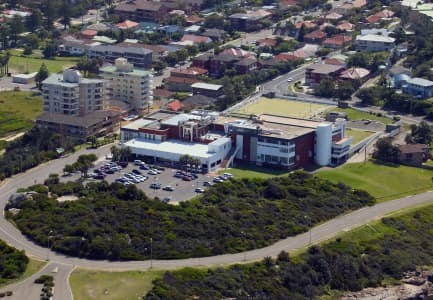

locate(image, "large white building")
[[100, 58, 153, 112], [42, 69, 105, 116]]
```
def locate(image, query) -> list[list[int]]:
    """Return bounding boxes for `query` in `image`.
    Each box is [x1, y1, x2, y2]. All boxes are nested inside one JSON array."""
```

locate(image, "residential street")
[[1, 144, 433, 298]]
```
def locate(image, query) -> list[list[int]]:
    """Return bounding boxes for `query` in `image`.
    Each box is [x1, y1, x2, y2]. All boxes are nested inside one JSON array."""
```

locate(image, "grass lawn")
[[0, 91, 42, 138], [345, 128, 375, 144], [0, 258, 47, 288], [328, 107, 392, 124], [317, 161, 433, 202], [237, 97, 332, 118], [70, 269, 163, 300], [9, 54, 80, 74], [218, 163, 291, 179]]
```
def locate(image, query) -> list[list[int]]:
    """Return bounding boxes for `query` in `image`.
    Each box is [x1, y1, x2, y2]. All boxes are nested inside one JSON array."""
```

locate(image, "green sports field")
[[236, 97, 332, 118]]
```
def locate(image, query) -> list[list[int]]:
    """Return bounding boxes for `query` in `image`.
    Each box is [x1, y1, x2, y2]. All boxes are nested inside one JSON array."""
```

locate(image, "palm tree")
[[120, 146, 131, 162], [110, 145, 120, 161]]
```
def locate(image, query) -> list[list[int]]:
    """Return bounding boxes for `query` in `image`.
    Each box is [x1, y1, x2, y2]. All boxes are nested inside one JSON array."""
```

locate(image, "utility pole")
[[150, 237, 153, 269]]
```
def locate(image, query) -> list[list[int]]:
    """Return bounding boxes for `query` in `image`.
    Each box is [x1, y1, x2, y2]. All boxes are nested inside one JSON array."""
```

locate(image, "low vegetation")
[[318, 161, 433, 201], [0, 91, 42, 138], [327, 107, 392, 124], [0, 240, 28, 285], [70, 269, 163, 300], [145, 204, 433, 300], [9, 54, 81, 74], [7, 172, 374, 260]]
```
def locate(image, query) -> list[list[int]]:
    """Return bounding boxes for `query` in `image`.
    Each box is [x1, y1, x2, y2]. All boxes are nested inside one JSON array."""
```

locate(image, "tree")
[[204, 14, 225, 29], [27, 9, 43, 31], [110, 145, 121, 162], [373, 138, 401, 163], [35, 64, 49, 90], [119, 147, 131, 162], [406, 121, 433, 144], [337, 81, 355, 100], [63, 164, 74, 176], [73, 154, 97, 177], [43, 42, 58, 58], [60, 0, 72, 30], [315, 76, 335, 98], [87, 135, 97, 148], [297, 24, 306, 42], [9, 15, 24, 45]]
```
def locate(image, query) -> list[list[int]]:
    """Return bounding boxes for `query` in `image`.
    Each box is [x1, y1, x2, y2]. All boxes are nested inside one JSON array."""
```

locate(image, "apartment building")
[[88, 44, 153, 69], [100, 58, 153, 112], [37, 69, 120, 139], [42, 69, 104, 116]]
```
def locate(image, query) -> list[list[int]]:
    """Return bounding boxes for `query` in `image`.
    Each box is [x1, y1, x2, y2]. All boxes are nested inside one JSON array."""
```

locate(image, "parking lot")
[[62, 159, 221, 203]]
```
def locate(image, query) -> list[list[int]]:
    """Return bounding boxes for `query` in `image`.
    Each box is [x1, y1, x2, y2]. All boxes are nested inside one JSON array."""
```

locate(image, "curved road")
[[1, 145, 433, 297]]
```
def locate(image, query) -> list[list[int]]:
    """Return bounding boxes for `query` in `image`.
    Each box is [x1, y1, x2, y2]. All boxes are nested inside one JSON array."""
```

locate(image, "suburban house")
[[256, 38, 277, 48], [114, 0, 169, 22], [80, 29, 97, 39], [192, 82, 224, 97], [339, 67, 370, 82], [171, 67, 208, 78], [325, 12, 343, 22], [229, 9, 272, 32], [116, 20, 140, 30], [333, 0, 366, 15], [304, 30, 327, 44], [355, 34, 396, 52], [185, 14, 203, 25], [365, 9, 395, 25], [322, 34, 353, 49], [305, 64, 345, 87], [402, 77, 433, 99], [139, 44, 168, 62], [336, 22, 354, 31], [165, 76, 201, 92], [398, 144, 431, 166], [180, 34, 212, 45], [202, 28, 228, 41], [58, 36, 96, 56], [324, 57, 347, 67], [165, 99, 185, 112]]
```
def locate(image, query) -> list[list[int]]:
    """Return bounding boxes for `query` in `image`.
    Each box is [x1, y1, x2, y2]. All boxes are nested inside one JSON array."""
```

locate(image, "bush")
[[5, 291, 12, 296]]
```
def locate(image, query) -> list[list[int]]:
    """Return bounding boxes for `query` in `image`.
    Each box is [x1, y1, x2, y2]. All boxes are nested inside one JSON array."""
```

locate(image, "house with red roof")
[[366, 9, 395, 25], [80, 29, 97, 38], [295, 21, 318, 30], [336, 22, 354, 32], [339, 67, 370, 82], [322, 34, 353, 49], [165, 76, 201, 92], [116, 20, 139, 30], [166, 99, 184, 112], [171, 67, 208, 78], [334, 0, 366, 15], [305, 64, 345, 87], [180, 34, 212, 45], [256, 38, 277, 48], [275, 52, 304, 62], [185, 14, 203, 25], [279, 0, 299, 10], [324, 57, 347, 67], [325, 12, 343, 22], [304, 30, 327, 44]]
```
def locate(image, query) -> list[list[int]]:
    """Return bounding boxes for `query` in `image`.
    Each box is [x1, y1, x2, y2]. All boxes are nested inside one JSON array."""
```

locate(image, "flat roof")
[[124, 138, 231, 159], [308, 63, 343, 74], [100, 65, 152, 77], [122, 118, 155, 130], [407, 77, 433, 87], [161, 113, 204, 126], [191, 82, 223, 90], [356, 34, 395, 43]]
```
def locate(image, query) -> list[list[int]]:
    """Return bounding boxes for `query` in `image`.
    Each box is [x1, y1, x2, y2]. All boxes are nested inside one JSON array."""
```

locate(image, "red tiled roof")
[[256, 38, 277, 47], [323, 34, 352, 46], [185, 14, 203, 24], [166, 99, 184, 112], [116, 20, 139, 29], [221, 48, 253, 58], [324, 58, 345, 66], [181, 34, 211, 44], [336, 22, 354, 31], [81, 29, 97, 36], [366, 9, 394, 24], [279, 0, 299, 7], [398, 143, 430, 154], [339, 67, 370, 79], [166, 76, 200, 84], [305, 30, 327, 39], [275, 52, 303, 61], [171, 67, 208, 76], [295, 21, 317, 29], [325, 12, 343, 20], [153, 88, 174, 98]]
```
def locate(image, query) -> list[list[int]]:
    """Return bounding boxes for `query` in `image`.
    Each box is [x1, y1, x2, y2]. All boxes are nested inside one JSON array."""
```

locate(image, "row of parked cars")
[[88, 162, 125, 179]]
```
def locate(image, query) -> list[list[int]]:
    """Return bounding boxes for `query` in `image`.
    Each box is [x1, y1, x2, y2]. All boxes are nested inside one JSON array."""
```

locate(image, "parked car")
[[140, 165, 150, 170], [183, 176, 192, 181], [162, 186, 174, 191], [94, 174, 105, 180], [132, 169, 142, 175], [203, 181, 213, 187], [161, 197, 171, 203], [150, 183, 161, 189], [148, 170, 158, 175], [195, 188, 205, 193], [213, 177, 224, 183], [134, 160, 144, 165], [223, 173, 233, 177], [118, 161, 128, 168]]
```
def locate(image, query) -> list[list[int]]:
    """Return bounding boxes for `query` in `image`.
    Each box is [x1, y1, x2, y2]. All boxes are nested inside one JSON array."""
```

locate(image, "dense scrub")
[[7, 172, 374, 260], [0, 127, 77, 180], [145, 205, 433, 300], [0, 240, 28, 285]]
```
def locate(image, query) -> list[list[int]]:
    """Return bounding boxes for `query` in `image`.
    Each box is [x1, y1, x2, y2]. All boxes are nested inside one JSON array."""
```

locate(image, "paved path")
[[1, 145, 433, 298]]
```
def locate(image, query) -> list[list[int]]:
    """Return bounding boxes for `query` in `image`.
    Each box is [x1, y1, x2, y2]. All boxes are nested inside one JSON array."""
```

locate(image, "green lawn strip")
[[218, 163, 291, 179], [345, 128, 375, 144], [0, 257, 47, 289], [330, 107, 392, 124], [9, 55, 80, 74], [0, 91, 42, 138], [70, 269, 163, 300], [317, 161, 433, 202]]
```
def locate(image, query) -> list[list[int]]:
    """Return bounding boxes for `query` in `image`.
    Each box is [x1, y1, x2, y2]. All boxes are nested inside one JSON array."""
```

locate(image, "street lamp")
[[47, 230, 53, 261], [150, 237, 153, 269], [241, 231, 246, 261], [304, 215, 312, 245]]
